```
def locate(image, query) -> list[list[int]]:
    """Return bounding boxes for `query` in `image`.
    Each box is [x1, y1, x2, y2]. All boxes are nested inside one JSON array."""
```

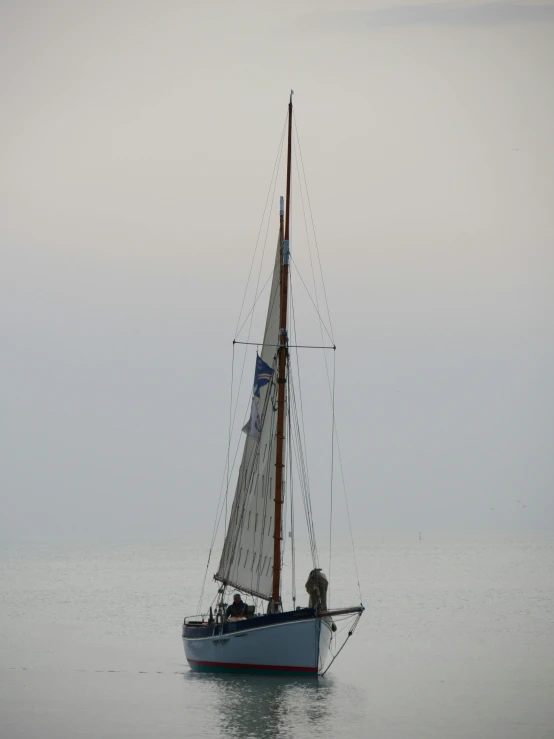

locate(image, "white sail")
[[215, 235, 284, 599]]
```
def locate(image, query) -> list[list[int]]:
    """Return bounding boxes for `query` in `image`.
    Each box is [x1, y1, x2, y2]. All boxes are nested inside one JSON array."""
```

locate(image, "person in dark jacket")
[[226, 593, 247, 619]]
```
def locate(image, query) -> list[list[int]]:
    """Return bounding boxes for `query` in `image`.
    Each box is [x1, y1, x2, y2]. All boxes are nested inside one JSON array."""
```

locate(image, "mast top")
[[290, 89, 294, 105]]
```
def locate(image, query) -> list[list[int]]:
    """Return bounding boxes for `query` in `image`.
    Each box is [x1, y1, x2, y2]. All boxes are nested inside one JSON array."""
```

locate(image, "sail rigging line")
[[291, 112, 336, 448], [328, 349, 336, 609], [286, 354, 319, 570], [288, 377, 318, 568], [336, 434, 363, 601], [288, 269, 319, 568], [233, 112, 288, 340], [280, 407, 289, 593], [292, 110, 335, 343], [196, 340, 238, 615], [292, 125, 334, 348], [211, 386, 257, 551], [319, 610, 363, 678], [213, 364, 254, 539], [287, 392, 296, 607], [287, 274, 298, 611], [234, 266, 275, 342], [294, 390, 319, 565], [292, 118, 337, 594], [288, 256, 334, 346], [292, 120, 337, 594], [289, 294, 363, 601], [234, 341, 335, 350], [226, 341, 235, 530], [290, 404, 318, 568], [292, 113, 363, 606]]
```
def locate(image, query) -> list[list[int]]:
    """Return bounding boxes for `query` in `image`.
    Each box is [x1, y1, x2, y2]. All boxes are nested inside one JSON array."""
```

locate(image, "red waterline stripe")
[[188, 659, 317, 673]]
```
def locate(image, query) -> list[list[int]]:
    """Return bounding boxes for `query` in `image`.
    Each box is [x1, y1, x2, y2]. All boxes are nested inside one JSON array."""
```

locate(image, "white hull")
[[184, 616, 333, 675]]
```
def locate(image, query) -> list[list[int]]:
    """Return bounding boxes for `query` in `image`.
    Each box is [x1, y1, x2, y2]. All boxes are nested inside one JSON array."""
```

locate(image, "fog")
[[1, 0, 553, 542]]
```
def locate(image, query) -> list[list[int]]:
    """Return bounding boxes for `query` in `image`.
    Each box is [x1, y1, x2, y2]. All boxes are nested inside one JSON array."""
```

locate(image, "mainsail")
[[215, 234, 284, 599]]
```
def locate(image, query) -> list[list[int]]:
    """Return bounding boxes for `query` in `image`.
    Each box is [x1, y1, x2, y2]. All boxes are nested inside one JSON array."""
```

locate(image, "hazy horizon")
[[1, 0, 553, 542]]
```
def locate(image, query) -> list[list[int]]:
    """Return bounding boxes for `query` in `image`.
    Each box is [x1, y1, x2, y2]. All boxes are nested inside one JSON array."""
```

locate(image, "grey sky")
[[300, 1, 554, 30], [1, 0, 553, 541]]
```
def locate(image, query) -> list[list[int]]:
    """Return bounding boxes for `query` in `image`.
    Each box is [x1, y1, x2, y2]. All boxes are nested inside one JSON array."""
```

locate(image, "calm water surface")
[[0, 534, 552, 738]]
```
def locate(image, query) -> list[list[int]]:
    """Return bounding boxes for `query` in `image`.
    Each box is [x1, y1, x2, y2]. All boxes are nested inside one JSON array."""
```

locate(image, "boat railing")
[[183, 614, 214, 626]]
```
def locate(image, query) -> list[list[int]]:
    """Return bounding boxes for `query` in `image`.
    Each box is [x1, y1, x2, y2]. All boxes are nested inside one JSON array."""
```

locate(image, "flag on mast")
[[252, 354, 274, 398], [242, 399, 261, 440]]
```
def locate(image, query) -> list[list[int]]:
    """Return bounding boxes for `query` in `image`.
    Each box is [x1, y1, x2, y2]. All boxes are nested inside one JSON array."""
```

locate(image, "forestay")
[[215, 235, 284, 599]]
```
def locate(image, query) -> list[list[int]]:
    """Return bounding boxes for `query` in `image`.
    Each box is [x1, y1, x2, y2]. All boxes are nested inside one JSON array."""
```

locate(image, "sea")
[[1, 533, 553, 739]]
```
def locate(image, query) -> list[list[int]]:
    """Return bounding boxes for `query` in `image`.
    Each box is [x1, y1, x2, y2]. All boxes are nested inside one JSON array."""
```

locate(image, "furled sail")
[[215, 234, 284, 599]]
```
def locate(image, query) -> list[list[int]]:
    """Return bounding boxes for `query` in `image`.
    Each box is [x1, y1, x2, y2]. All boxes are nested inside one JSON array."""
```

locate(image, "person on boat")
[[305, 569, 329, 610], [225, 593, 248, 620]]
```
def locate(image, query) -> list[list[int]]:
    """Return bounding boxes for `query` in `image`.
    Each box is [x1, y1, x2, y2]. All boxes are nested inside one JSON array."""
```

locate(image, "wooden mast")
[[272, 91, 293, 607]]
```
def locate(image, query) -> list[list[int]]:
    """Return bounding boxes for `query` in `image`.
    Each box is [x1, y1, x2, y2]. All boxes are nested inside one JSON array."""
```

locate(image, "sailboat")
[[182, 93, 363, 676]]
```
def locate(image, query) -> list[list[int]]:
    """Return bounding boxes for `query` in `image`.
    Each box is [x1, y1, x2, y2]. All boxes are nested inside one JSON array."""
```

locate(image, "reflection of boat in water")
[[182, 93, 363, 676], [182, 671, 334, 736]]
